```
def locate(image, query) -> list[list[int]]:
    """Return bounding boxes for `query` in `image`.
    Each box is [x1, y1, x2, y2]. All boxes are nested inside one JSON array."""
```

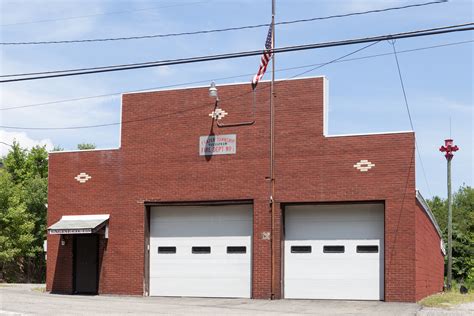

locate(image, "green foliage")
[[0, 142, 49, 282], [77, 143, 96, 150], [428, 185, 474, 286]]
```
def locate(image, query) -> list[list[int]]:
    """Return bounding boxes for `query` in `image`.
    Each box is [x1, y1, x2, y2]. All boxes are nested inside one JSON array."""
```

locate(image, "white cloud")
[[0, 129, 54, 156]]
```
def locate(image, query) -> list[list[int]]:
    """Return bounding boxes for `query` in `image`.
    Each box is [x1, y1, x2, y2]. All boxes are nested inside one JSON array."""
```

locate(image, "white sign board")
[[200, 134, 236, 156]]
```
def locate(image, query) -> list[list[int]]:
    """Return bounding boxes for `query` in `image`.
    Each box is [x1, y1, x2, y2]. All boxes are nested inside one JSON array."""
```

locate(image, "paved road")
[[0, 284, 422, 315]]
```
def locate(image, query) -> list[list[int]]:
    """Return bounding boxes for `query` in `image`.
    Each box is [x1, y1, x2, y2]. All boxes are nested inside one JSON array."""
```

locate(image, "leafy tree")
[[0, 170, 36, 282], [77, 143, 96, 150], [3, 142, 28, 184], [0, 142, 48, 282], [428, 185, 474, 287]]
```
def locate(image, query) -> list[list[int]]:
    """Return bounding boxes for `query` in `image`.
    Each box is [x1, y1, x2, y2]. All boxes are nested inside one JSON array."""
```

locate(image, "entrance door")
[[74, 235, 98, 294]]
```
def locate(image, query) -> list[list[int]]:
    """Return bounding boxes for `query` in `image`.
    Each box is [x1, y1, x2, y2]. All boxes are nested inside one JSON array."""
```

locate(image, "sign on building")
[[200, 134, 236, 156]]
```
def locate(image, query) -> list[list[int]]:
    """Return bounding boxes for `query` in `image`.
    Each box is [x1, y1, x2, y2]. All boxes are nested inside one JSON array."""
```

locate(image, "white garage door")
[[284, 203, 384, 300], [150, 204, 252, 298]]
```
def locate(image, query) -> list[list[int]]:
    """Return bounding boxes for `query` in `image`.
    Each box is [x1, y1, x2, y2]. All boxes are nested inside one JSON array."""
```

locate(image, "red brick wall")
[[47, 77, 431, 301], [415, 199, 444, 301]]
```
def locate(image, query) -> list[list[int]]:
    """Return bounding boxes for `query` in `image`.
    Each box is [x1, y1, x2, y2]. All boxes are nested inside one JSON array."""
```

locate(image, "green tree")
[[77, 143, 96, 150], [0, 170, 36, 282], [0, 142, 49, 282], [428, 185, 474, 287], [3, 142, 28, 184]]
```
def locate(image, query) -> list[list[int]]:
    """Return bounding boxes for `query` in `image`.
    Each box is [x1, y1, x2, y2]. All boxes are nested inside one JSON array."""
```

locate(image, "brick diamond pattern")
[[75, 172, 92, 183], [353, 160, 375, 172], [209, 108, 228, 120]]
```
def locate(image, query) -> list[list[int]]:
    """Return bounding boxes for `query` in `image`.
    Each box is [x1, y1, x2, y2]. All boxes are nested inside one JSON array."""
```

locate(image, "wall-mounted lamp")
[[60, 235, 66, 246], [209, 81, 219, 101], [208, 81, 256, 127]]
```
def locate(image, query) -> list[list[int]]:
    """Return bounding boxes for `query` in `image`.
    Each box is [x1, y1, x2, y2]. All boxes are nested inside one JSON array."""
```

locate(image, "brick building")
[[47, 76, 444, 302]]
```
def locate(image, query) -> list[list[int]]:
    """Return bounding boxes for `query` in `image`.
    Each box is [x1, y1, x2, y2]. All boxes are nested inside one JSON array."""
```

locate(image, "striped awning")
[[48, 214, 109, 235]]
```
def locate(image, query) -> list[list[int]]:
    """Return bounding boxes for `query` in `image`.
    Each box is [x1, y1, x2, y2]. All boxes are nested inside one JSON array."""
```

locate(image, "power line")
[[0, 141, 14, 148], [389, 40, 432, 196], [0, 1, 207, 27], [1, 23, 473, 84], [0, 0, 447, 45], [0, 40, 380, 130], [0, 39, 472, 112], [3, 23, 470, 79]]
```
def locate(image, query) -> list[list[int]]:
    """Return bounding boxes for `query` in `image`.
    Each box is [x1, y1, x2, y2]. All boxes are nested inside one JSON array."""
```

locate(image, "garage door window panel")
[[323, 245, 345, 253], [158, 246, 176, 254], [291, 246, 312, 253], [227, 246, 246, 254], [356, 245, 379, 253], [192, 246, 211, 254]]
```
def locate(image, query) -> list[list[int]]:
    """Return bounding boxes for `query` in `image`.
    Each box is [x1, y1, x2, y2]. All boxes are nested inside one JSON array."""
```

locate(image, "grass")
[[31, 286, 46, 293], [420, 290, 474, 308]]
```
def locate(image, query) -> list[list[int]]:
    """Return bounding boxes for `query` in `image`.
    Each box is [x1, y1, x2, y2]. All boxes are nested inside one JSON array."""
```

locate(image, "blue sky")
[[0, 0, 472, 199]]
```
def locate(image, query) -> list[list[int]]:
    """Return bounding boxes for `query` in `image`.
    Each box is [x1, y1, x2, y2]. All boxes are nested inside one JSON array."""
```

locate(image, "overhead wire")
[[0, 39, 472, 112], [0, 141, 14, 148], [0, 0, 448, 45], [0, 1, 207, 27], [0, 40, 382, 130], [389, 39, 432, 196], [1, 23, 473, 83]]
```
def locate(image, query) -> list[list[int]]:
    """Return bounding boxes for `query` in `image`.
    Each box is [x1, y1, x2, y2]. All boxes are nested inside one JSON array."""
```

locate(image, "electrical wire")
[[2, 23, 470, 79], [0, 1, 207, 27], [1, 23, 472, 83], [0, 40, 381, 130], [1, 39, 472, 111], [389, 40, 432, 196], [0, 0, 448, 45], [0, 141, 14, 148]]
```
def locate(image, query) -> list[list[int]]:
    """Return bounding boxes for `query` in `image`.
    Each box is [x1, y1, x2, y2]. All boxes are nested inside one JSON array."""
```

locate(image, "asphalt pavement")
[[0, 283, 467, 316]]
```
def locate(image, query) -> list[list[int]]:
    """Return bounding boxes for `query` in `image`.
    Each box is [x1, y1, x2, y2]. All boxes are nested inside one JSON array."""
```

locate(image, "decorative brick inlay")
[[209, 108, 228, 120], [353, 159, 375, 172], [74, 172, 91, 183]]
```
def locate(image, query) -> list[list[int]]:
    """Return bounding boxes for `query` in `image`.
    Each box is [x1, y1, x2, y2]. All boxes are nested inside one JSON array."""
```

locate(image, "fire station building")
[[47, 76, 444, 302]]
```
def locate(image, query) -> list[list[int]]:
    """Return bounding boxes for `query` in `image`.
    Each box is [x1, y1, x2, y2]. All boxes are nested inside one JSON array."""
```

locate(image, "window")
[[227, 246, 246, 254], [356, 245, 379, 253], [158, 246, 176, 254], [323, 245, 345, 253], [291, 246, 312, 253], [192, 246, 211, 254]]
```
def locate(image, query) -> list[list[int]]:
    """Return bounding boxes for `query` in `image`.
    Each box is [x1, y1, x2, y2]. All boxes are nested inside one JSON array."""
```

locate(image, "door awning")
[[48, 214, 109, 235]]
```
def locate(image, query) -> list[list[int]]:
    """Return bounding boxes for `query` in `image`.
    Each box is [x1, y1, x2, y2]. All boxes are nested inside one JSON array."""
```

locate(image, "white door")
[[149, 204, 252, 298], [284, 203, 384, 300]]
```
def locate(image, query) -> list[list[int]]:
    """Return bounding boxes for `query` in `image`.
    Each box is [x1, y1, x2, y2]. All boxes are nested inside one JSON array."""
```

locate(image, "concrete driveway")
[[0, 284, 422, 315]]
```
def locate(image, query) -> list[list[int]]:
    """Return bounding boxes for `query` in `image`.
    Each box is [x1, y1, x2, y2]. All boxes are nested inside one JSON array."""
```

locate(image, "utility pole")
[[439, 138, 459, 290]]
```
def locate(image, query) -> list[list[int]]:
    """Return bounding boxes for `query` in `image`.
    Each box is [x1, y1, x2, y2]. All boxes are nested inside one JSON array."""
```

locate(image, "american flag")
[[251, 25, 273, 90]]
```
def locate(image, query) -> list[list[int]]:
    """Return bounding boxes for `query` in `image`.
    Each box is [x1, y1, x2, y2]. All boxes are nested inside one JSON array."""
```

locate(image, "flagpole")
[[270, 0, 276, 299]]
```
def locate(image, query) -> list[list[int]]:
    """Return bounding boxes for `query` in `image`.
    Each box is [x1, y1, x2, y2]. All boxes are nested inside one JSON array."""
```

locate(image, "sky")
[[0, 0, 472, 199]]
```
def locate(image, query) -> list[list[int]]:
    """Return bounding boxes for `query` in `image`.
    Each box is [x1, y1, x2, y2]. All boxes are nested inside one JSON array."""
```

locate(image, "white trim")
[[323, 78, 329, 136], [49, 148, 119, 154], [416, 191, 443, 240], [123, 75, 326, 96], [325, 130, 413, 138], [118, 94, 123, 149]]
